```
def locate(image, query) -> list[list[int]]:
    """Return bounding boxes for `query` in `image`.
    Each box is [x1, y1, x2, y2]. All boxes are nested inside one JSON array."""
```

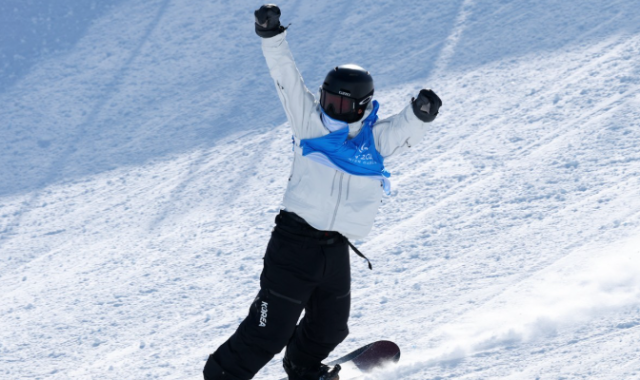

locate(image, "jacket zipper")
[[288, 154, 294, 182], [276, 81, 295, 127], [329, 172, 344, 230], [330, 171, 338, 196], [387, 137, 412, 157]]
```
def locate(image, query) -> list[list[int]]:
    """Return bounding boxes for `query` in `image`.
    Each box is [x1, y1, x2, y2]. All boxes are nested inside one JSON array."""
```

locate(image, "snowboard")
[[278, 340, 400, 380]]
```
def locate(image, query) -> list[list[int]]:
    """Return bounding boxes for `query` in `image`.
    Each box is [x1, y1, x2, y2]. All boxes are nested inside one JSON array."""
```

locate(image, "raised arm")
[[255, 5, 319, 139], [373, 89, 442, 157]]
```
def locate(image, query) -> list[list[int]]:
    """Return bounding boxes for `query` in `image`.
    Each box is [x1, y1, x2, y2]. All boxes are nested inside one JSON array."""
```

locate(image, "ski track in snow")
[[2, 1, 640, 379]]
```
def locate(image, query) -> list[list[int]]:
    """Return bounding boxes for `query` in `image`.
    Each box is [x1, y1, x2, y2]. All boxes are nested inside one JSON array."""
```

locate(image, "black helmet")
[[320, 64, 374, 123]]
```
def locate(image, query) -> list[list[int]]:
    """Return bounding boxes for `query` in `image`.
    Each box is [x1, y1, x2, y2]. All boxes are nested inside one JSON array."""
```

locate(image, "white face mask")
[[320, 107, 349, 132]]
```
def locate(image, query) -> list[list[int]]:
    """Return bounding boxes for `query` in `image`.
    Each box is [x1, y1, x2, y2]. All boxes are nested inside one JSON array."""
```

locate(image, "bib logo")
[[259, 301, 268, 327]]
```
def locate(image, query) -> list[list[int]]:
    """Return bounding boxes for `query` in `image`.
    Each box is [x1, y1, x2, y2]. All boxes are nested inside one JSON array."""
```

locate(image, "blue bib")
[[299, 100, 391, 194]]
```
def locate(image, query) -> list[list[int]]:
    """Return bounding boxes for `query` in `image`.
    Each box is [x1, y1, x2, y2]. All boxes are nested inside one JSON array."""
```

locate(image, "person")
[[203, 4, 442, 380]]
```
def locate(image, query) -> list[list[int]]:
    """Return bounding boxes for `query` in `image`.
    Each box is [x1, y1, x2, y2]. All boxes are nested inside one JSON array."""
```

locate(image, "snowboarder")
[[203, 4, 442, 380]]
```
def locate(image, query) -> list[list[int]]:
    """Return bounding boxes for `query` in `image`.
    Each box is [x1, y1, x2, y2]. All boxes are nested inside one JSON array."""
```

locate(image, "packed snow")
[[1, 1, 640, 379]]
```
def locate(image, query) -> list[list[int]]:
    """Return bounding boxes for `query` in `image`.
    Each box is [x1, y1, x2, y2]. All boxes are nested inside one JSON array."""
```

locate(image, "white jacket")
[[262, 32, 429, 239]]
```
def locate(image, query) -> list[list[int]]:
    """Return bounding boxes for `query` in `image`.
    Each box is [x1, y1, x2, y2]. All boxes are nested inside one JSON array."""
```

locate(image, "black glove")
[[412, 89, 442, 122], [254, 4, 286, 38]]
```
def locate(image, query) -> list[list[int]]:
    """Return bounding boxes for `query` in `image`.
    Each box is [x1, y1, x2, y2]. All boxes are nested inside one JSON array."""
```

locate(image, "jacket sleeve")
[[261, 31, 320, 139], [373, 103, 429, 158]]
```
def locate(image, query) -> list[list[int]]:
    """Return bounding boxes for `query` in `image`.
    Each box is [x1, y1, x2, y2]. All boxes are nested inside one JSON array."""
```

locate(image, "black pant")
[[204, 211, 351, 380]]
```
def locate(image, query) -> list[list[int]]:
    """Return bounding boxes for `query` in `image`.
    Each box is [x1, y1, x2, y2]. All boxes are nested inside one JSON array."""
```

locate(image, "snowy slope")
[[1, 1, 640, 379]]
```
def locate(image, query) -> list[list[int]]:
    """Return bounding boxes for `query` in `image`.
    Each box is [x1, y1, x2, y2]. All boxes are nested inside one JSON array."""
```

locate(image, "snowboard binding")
[[283, 356, 341, 380]]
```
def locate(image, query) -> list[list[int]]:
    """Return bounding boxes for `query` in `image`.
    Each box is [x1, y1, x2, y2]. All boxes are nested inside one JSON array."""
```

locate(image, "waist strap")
[[276, 211, 342, 243], [346, 240, 372, 270], [274, 210, 373, 270]]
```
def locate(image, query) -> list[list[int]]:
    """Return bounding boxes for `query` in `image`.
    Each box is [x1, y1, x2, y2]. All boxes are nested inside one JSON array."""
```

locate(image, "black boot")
[[283, 355, 341, 380]]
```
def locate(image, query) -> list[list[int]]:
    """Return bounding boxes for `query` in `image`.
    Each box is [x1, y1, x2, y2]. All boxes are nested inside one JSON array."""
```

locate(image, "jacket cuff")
[[261, 30, 287, 49]]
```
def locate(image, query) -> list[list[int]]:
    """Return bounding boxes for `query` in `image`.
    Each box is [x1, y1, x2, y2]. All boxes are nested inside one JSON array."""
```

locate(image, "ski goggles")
[[320, 89, 372, 115]]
